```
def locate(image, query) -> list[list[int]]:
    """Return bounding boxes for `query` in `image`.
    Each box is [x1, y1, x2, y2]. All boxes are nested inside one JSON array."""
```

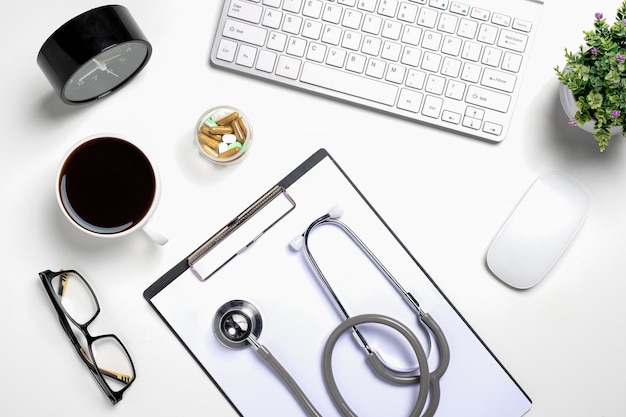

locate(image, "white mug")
[[56, 134, 168, 245]]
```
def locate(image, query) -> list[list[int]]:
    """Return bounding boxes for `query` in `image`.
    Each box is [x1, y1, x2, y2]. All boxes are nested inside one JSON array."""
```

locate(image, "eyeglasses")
[[39, 269, 136, 404]]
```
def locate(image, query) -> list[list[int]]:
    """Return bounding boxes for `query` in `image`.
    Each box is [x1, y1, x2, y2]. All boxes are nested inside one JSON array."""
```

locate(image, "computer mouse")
[[486, 172, 590, 289]]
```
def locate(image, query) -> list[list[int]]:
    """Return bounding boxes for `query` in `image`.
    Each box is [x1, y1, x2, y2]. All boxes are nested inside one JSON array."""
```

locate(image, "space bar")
[[300, 63, 398, 106]]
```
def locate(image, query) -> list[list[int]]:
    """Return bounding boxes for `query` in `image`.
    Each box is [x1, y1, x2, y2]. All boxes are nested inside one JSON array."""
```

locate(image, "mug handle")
[[142, 222, 168, 245]]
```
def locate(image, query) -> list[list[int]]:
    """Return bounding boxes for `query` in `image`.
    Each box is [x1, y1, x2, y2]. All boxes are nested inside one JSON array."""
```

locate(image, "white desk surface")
[[2, 1, 624, 416]]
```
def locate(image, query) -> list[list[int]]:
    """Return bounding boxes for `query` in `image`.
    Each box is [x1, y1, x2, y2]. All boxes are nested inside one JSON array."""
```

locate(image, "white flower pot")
[[558, 82, 623, 136]]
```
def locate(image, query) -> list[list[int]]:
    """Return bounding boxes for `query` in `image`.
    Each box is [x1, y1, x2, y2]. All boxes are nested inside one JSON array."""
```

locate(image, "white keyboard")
[[210, 0, 541, 142]]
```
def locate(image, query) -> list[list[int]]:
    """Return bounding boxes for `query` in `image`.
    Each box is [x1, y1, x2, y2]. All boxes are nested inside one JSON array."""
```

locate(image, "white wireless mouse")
[[486, 172, 590, 289]]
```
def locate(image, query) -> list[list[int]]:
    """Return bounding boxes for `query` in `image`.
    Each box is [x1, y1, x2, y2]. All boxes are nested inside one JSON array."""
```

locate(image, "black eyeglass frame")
[[39, 269, 136, 404]]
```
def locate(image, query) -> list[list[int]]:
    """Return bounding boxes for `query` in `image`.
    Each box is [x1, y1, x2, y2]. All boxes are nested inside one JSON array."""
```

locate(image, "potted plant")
[[554, 1, 626, 152]]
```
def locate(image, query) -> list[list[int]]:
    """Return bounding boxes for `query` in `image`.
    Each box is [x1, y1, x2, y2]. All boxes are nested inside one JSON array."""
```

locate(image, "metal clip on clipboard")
[[188, 185, 296, 281]]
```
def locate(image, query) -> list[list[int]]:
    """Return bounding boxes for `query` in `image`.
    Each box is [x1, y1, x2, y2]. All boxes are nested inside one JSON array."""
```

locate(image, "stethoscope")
[[213, 206, 450, 417]]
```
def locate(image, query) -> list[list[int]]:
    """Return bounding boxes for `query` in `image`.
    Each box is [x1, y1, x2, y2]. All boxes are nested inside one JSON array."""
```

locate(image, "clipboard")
[[144, 148, 532, 417]]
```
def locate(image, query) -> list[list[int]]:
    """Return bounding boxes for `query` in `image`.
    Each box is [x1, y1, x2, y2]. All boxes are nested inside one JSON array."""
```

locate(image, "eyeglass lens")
[[51, 272, 134, 392], [51, 271, 97, 325], [91, 336, 135, 391]]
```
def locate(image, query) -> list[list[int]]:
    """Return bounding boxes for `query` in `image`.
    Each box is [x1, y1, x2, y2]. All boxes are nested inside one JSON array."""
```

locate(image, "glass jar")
[[195, 105, 253, 165]]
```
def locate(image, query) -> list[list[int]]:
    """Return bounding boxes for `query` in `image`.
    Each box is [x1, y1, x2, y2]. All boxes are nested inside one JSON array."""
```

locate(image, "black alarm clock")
[[37, 5, 152, 104]]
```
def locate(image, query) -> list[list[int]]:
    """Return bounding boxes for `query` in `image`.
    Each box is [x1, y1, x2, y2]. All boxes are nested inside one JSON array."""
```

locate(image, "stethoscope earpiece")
[[327, 204, 344, 218], [290, 205, 344, 252], [289, 234, 305, 251]]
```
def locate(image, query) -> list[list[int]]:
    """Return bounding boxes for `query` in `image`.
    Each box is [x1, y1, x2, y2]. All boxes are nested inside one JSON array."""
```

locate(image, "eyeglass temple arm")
[[77, 348, 133, 384]]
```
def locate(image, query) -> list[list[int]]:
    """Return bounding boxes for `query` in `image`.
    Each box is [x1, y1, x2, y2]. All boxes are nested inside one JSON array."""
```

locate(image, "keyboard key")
[[425, 74, 446, 95], [300, 62, 398, 105], [398, 88, 424, 113], [422, 95, 443, 118], [457, 18, 478, 38], [481, 67, 516, 93], [346, 52, 367, 72], [267, 31, 287, 51], [501, 51, 522, 72], [378, 0, 399, 17], [222, 19, 267, 46], [497, 29, 528, 53], [276, 55, 302, 79], [398, 2, 418, 22], [461, 62, 481, 83], [450, 2, 469, 15], [445, 79, 465, 100], [303, 0, 323, 18], [483, 121, 503, 135], [462, 115, 481, 129], [357, 0, 377, 12], [216, 39, 237, 62], [466, 85, 510, 112], [365, 58, 386, 78], [512, 18, 532, 33], [470, 7, 489, 21], [429, 0, 449, 10], [406, 69, 426, 89], [256, 50, 277, 72], [283, 0, 304, 13], [306, 42, 327, 61], [492, 13, 511, 27], [442, 110, 461, 124], [236, 44, 257, 67], [228, 0, 263, 24], [343, 9, 364, 29], [262, 9, 283, 28], [417, 8, 438, 28], [322, 3, 343, 23]]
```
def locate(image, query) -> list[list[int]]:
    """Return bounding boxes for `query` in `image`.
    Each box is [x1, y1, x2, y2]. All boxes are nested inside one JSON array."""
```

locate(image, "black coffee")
[[59, 137, 156, 234]]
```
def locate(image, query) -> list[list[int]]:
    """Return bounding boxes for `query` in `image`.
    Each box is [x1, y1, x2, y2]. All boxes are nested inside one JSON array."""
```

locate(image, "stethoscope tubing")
[[249, 334, 323, 417], [322, 314, 430, 417]]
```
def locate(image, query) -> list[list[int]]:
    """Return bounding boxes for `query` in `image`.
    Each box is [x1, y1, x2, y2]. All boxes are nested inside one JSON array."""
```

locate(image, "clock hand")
[[78, 58, 107, 82], [103, 53, 121, 63], [105, 68, 120, 78], [97, 55, 122, 77]]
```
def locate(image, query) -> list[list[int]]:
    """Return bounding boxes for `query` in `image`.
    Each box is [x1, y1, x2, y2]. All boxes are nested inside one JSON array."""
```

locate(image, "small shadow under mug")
[[56, 134, 168, 245]]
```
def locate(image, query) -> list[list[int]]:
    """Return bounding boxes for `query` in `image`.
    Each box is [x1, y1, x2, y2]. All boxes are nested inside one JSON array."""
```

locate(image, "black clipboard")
[[144, 148, 532, 417]]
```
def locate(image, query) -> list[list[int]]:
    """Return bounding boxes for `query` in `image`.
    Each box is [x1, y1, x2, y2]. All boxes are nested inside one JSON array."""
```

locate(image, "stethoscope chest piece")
[[214, 299, 263, 349]]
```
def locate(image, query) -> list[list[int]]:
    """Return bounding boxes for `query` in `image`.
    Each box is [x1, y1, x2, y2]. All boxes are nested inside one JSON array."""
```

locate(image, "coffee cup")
[[56, 134, 168, 245]]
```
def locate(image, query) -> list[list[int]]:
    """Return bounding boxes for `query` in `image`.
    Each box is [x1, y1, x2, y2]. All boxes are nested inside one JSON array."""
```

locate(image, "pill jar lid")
[[195, 105, 253, 165]]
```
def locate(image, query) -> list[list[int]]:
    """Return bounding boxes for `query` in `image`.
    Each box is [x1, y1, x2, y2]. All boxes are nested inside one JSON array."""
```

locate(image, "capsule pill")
[[216, 111, 239, 126], [208, 125, 233, 135], [198, 134, 220, 149], [232, 118, 245, 143], [219, 146, 240, 158], [200, 125, 222, 140], [202, 144, 219, 158], [222, 134, 237, 144], [238, 117, 248, 138]]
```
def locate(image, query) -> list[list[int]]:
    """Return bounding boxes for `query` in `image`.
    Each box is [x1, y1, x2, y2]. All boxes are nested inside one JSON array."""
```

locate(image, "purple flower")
[[612, 110, 621, 118], [595, 12, 603, 20], [568, 118, 578, 126], [618, 54, 625, 62], [591, 47, 599, 56]]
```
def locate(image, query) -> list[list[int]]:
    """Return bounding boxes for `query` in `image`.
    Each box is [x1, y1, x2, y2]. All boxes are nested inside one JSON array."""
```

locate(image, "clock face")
[[63, 41, 150, 103]]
